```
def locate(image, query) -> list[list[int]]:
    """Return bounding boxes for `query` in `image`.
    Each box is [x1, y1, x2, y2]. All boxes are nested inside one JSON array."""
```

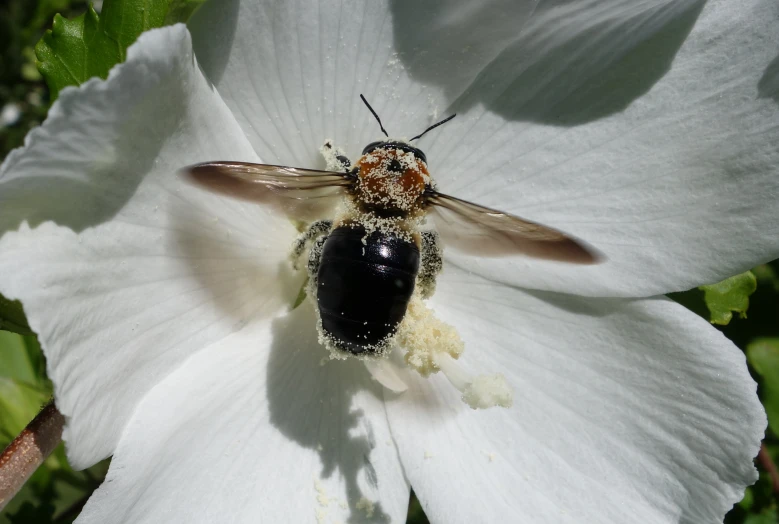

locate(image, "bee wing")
[[425, 190, 601, 264], [183, 161, 355, 221]]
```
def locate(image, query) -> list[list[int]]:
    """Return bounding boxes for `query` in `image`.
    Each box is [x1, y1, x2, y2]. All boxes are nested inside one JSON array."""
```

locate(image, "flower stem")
[[0, 400, 64, 511], [757, 442, 779, 497]]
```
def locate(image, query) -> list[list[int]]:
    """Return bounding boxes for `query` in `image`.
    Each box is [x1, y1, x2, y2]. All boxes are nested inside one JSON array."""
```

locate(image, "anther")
[[434, 353, 513, 410]]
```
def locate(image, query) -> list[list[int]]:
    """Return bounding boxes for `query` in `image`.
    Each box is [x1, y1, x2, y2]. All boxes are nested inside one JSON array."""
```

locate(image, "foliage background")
[[0, 1, 777, 522]]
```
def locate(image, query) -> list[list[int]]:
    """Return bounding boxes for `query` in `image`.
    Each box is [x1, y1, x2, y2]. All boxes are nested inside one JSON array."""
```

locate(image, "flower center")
[[390, 294, 513, 409], [291, 141, 513, 410]]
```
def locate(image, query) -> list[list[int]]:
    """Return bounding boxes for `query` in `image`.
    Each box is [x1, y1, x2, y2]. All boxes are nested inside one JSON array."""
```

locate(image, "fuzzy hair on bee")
[[183, 95, 601, 357]]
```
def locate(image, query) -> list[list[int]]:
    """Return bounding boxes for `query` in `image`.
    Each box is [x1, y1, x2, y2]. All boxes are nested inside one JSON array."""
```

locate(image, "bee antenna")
[[360, 94, 389, 137], [409, 113, 457, 142]]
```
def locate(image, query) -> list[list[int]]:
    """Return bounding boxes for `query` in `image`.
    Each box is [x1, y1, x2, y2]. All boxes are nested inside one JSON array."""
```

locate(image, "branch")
[[757, 442, 779, 497], [0, 401, 64, 511]]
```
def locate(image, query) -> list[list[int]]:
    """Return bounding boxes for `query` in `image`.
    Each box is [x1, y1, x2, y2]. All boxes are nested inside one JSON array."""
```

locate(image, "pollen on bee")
[[301, 138, 512, 409], [319, 139, 350, 172]]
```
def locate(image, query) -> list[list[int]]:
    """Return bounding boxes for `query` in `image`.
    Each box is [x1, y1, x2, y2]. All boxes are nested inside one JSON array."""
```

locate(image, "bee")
[[185, 95, 600, 357]]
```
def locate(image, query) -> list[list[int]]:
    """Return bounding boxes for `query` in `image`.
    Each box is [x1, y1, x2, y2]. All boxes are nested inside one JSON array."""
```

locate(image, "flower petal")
[[76, 304, 409, 524], [424, 0, 779, 296], [187, 0, 551, 164], [0, 26, 297, 468], [190, 0, 405, 167], [386, 267, 764, 523], [192, 0, 779, 297]]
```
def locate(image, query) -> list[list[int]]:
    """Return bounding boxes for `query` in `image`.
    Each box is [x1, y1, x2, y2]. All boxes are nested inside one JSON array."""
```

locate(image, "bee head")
[[358, 94, 455, 166], [361, 141, 427, 164]]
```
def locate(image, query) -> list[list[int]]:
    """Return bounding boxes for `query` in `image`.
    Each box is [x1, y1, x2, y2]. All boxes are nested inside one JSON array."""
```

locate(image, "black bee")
[[185, 96, 599, 357]]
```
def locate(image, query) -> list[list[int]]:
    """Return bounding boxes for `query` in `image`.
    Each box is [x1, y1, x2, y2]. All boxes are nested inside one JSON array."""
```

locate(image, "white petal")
[[76, 304, 409, 524], [425, 0, 779, 296], [187, 0, 574, 164], [190, 0, 407, 167], [0, 26, 298, 468], [192, 0, 779, 296], [386, 267, 764, 523]]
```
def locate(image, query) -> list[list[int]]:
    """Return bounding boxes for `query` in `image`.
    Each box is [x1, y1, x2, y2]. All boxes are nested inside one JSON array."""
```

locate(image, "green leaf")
[[0, 333, 50, 389], [35, 2, 162, 100], [0, 331, 37, 383], [0, 293, 33, 335], [34, 0, 204, 100], [744, 507, 779, 524], [6, 501, 56, 524], [0, 377, 50, 445], [0, 331, 51, 445], [738, 486, 754, 510], [292, 278, 309, 309], [753, 263, 779, 293], [699, 271, 757, 325], [406, 492, 430, 524], [747, 338, 779, 435], [163, 0, 207, 25]]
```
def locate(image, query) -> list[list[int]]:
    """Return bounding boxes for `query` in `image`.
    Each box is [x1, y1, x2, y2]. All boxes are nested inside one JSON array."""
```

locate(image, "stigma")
[[367, 294, 514, 410]]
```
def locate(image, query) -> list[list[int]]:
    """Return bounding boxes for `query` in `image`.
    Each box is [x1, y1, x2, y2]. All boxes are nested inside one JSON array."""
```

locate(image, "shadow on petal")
[[0, 106, 168, 236], [518, 288, 625, 318], [171, 205, 300, 324], [266, 303, 396, 523], [190, 0, 240, 86], [391, 0, 704, 126], [758, 53, 779, 105], [0, 41, 204, 236], [388, 0, 541, 101]]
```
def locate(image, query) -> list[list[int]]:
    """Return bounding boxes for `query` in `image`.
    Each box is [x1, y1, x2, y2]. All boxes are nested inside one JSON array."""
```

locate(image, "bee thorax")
[[355, 147, 431, 213]]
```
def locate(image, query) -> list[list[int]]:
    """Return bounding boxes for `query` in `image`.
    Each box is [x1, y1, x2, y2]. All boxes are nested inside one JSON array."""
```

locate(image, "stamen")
[[396, 296, 463, 376], [363, 356, 408, 393], [308, 141, 510, 409], [396, 295, 512, 409], [435, 353, 514, 410], [434, 351, 471, 391]]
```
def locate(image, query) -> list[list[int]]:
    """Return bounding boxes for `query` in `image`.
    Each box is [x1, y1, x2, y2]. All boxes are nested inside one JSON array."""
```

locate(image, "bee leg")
[[417, 230, 443, 299], [290, 220, 332, 271], [306, 234, 328, 289], [320, 140, 352, 172], [336, 155, 351, 170]]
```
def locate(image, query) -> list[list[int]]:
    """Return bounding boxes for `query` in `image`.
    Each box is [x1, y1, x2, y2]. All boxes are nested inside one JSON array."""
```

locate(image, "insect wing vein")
[[426, 191, 600, 263]]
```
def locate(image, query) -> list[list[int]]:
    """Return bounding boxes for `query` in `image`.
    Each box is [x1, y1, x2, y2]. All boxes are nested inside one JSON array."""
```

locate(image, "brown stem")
[[757, 442, 779, 497], [0, 401, 64, 511]]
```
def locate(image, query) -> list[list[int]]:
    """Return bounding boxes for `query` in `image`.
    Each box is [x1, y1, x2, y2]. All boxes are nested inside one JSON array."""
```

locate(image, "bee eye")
[[387, 159, 403, 173]]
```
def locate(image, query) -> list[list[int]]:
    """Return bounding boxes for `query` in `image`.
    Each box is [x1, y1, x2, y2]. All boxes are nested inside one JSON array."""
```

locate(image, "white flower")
[[1, 0, 777, 522]]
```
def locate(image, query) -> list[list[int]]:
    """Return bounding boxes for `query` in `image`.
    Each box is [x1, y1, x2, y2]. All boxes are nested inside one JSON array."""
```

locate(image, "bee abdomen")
[[317, 225, 420, 355]]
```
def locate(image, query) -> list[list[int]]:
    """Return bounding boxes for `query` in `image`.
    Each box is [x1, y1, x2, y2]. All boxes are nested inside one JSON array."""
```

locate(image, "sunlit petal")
[[76, 304, 409, 524], [0, 26, 296, 468], [387, 266, 764, 523]]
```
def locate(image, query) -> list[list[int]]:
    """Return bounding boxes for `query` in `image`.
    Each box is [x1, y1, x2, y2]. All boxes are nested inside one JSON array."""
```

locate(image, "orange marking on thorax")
[[354, 148, 430, 212]]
